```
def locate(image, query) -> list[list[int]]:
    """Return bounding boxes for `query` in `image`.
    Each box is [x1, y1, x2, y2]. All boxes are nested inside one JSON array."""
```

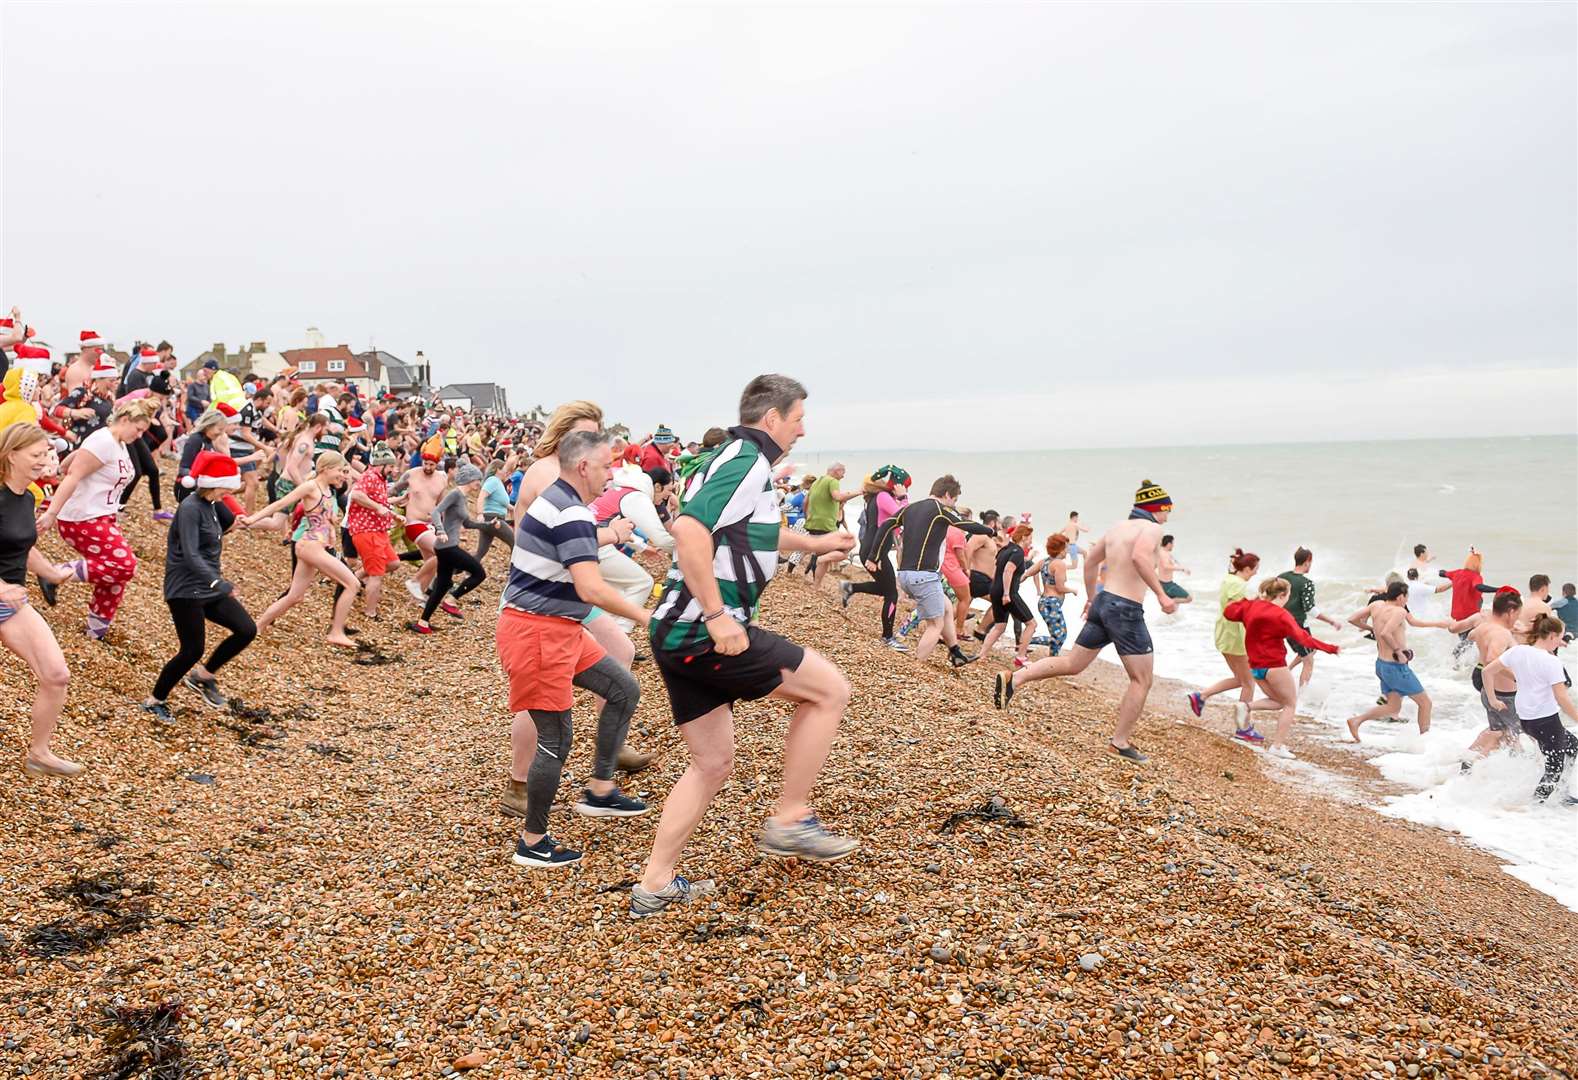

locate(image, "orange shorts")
[[496, 608, 607, 712], [352, 530, 399, 576]]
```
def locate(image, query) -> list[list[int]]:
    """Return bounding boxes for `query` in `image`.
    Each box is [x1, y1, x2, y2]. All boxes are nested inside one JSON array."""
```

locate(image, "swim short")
[[653, 625, 806, 725], [403, 522, 431, 545], [1375, 658, 1424, 698], [969, 570, 992, 600], [1484, 689, 1520, 733], [897, 570, 948, 621], [496, 607, 606, 712], [1250, 667, 1270, 681], [1162, 581, 1191, 601], [0, 596, 23, 625], [352, 530, 400, 576], [1074, 591, 1153, 656]]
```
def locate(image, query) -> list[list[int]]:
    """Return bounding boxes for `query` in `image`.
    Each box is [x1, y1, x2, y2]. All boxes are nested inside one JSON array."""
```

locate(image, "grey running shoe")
[[883, 637, 908, 652], [142, 701, 176, 727], [629, 875, 716, 918], [184, 673, 227, 709], [839, 582, 854, 609], [1109, 743, 1148, 763], [758, 815, 859, 862]]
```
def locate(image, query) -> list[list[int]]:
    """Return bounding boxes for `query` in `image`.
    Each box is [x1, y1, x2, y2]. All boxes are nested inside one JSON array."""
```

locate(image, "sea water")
[[799, 436, 1578, 910]]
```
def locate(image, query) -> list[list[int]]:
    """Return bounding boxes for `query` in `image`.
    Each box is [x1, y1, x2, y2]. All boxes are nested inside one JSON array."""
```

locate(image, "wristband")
[[702, 608, 728, 623]]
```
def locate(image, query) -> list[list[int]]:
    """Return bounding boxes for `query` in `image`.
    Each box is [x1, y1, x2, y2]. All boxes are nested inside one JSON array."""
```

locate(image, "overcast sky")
[[4, 3, 1574, 449]]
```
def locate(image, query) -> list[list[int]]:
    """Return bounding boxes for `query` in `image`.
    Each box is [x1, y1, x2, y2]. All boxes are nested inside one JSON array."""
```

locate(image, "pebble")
[[1078, 954, 1103, 972], [929, 945, 953, 964]]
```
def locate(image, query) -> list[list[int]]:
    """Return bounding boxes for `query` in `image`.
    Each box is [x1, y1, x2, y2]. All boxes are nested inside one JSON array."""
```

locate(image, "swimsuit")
[[1037, 561, 1067, 656], [291, 493, 336, 546]]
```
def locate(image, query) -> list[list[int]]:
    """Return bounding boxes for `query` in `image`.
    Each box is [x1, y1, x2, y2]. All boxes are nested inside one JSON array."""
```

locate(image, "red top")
[[1224, 598, 1337, 669], [588, 485, 634, 524], [638, 443, 668, 474], [1442, 567, 1485, 620], [346, 468, 393, 535]]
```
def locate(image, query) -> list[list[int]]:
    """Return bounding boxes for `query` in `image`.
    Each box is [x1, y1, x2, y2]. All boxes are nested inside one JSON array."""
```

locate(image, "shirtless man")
[[390, 449, 447, 600], [961, 510, 1001, 637], [1463, 589, 1523, 761], [1342, 581, 1460, 742], [1409, 544, 1434, 575], [62, 330, 105, 396], [994, 481, 1178, 762], [1158, 535, 1192, 604], [1060, 511, 1090, 570], [1512, 575, 1554, 637]]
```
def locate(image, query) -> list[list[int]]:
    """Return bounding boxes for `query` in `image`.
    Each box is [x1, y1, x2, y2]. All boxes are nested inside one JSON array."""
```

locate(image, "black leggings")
[[473, 514, 515, 561], [121, 435, 163, 510], [849, 558, 898, 638], [523, 656, 637, 834], [422, 544, 486, 622], [152, 594, 257, 701], [1523, 714, 1578, 801]]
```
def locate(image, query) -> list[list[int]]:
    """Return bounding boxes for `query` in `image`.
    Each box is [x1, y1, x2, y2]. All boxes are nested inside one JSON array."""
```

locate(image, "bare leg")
[[639, 705, 736, 893], [1013, 643, 1099, 690], [363, 573, 384, 618], [297, 542, 360, 646], [415, 534, 438, 591], [253, 555, 316, 633], [768, 648, 851, 824], [1410, 692, 1433, 735], [2, 606, 75, 772], [1014, 619, 1033, 662], [1112, 652, 1154, 750], [915, 616, 944, 662], [1346, 693, 1402, 742], [979, 619, 1008, 656], [1261, 668, 1299, 750]]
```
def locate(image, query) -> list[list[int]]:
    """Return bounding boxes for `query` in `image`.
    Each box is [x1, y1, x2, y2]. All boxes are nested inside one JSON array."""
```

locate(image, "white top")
[[1406, 579, 1440, 616], [56, 427, 134, 522], [1500, 644, 1568, 720]]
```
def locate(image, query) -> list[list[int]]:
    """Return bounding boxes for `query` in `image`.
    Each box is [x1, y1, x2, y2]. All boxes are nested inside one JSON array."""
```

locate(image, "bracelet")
[[702, 608, 728, 623]]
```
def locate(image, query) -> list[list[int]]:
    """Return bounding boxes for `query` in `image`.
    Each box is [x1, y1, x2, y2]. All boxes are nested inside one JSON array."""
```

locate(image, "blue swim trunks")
[[1250, 667, 1269, 681], [1375, 658, 1424, 698]]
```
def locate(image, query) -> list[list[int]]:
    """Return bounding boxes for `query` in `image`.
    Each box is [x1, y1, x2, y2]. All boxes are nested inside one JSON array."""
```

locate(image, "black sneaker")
[[573, 787, 650, 818], [994, 671, 1016, 709], [142, 701, 176, 726], [511, 835, 582, 870], [183, 674, 227, 710], [948, 646, 974, 668], [839, 582, 854, 610], [1109, 742, 1148, 763]]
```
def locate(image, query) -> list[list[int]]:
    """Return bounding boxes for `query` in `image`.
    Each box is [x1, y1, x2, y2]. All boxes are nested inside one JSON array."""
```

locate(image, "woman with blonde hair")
[[0, 424, 81, 775], [38, 397, 156, 640], [1185, 548, 1263, 741], [243, 452, 362, 647]]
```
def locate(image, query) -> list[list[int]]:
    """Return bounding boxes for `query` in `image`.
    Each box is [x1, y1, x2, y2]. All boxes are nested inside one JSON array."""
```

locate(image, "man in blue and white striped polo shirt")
[[496, 429, 653, 871]]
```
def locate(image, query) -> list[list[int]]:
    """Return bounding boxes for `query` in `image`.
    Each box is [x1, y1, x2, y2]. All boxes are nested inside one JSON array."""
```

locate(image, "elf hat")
[[184, 450, 241, 490]]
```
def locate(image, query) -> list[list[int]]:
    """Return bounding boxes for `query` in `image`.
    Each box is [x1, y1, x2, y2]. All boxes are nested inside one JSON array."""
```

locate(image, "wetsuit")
[[990, 542, 1033, 634], [870, 498, 992, 574], [849, 491, 900, 638]]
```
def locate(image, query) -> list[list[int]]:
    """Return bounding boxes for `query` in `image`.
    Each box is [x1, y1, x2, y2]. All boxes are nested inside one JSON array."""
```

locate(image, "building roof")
[[280, 345, 373, 380], [434, 382, 509, 413]]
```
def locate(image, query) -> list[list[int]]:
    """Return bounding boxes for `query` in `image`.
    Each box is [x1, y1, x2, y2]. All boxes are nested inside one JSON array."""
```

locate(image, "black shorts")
[[1074, 591, 1153, 657], [1287, 635, 1311, 658], [991, 592, 1033, 627], [653, 625, 807, 725], [969, 571, 992, 600]]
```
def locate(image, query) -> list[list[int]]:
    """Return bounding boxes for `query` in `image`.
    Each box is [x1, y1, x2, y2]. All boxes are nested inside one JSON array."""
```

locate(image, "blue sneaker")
[[1187, 692, 1204, 717], [898, 613, 922, 638], [574, 786, 649, 818], [630, 875, 716, 918], [1232, 727, 1266, 744], [758, 815, 859, 862], [511, 835, 582, 870]]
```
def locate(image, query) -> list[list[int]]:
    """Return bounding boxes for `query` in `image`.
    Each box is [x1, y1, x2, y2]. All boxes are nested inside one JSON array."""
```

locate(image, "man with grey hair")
[[632, 374, 859, 917], [497, 428, 653, 871], [802, 460, 858, 585]]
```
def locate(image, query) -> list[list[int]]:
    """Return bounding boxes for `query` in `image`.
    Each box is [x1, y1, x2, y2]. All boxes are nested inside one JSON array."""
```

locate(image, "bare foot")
[[24, 751, 85, 778], [1345, 716, 1363, 743], [325, 634, 357, 649]]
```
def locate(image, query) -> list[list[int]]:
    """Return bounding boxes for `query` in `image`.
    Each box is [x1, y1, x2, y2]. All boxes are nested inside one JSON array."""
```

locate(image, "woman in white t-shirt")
[[37, 398, 155, 640], [1483, 614, 1577, 802]]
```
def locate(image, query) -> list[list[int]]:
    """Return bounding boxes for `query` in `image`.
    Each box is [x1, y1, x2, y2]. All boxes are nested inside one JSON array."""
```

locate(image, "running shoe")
[[883, 637, 908, 652], [1109, 743, 1148, 763], [511, 835, 582, 871], [993, 670, 1016, 709], [406, 579, 426, 602], [948, 646, 974, 668], [141, 701, 176, 726], [898, 613, 922, 638], [839, 582, 854, 610], [630, 875, 716, 918], [152, 510, 175, 524], [406, 621, 433, 635], [1187, 692, 1204, 718], [183, 673, 227, 709], [574, 787, 650, 818], [440, 600, 462, 618], [1232, 727, 1266, 744], [758, 815, 859, 862]]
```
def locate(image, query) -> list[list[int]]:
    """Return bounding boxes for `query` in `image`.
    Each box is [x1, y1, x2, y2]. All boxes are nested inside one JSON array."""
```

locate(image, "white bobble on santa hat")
[[183, 450, 241, 490], [80, 330, 105, 349]]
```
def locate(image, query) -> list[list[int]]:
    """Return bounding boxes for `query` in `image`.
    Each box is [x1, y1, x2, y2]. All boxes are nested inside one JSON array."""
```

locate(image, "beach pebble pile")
[[2, 498, 1575, 1077]]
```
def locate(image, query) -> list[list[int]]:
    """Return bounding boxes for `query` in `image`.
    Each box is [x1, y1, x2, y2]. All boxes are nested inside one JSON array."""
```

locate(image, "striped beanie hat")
[[1134, 479, 1172, 513]]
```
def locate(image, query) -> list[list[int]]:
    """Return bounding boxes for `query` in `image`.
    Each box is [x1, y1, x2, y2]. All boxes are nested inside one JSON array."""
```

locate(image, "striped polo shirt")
[[502, 478, 599, 620], [650, 425, 783, 656]]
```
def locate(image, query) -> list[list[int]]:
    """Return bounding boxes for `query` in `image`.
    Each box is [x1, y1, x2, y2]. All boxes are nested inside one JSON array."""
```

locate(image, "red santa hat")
[[214, 401, 239, 418], [15, 342, 50, 362], [89, 355, 120, 380], [0, 318, 35, 340], [80, 330, 105, 349], [182, 450, 242, 490], [346, 415, 365, 431], [137, 346, 160, 369]]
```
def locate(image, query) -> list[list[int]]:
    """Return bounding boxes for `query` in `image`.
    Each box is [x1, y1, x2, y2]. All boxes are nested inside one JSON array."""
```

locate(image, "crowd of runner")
[[2, 313, 1573, 919]]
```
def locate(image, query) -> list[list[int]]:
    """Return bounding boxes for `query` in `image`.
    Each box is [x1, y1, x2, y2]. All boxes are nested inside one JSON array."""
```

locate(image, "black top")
[[0, 485, 39, 586], [992, 542, 1027, 600], [178, 433, 214, 480], [164, 494, 236, 601], [870, 497, 992, 573], [57, 387, 113, 442]]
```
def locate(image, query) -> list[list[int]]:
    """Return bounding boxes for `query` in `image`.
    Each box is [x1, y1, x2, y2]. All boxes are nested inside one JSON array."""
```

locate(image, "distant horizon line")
[[793, 431, 1577, 457]]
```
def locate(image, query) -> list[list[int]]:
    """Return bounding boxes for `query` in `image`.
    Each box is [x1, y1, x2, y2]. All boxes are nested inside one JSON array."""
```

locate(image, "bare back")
[[513, 455, 561, 523], [1093, 517, 1162, 604], [1472, 621, 1517, 692]]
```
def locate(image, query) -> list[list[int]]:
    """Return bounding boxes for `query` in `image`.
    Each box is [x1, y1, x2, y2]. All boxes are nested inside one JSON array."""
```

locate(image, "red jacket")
[[1224, 598, 1337, 669], [1442, 567, 1485, 621]]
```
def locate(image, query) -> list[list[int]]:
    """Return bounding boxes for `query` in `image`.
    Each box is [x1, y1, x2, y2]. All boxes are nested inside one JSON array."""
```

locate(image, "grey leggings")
[[474, 514, 516, 560], [523, 655, 638, 833]]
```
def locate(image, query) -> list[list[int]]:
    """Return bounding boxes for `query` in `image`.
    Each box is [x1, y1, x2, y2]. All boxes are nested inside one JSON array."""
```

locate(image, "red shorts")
[[352, 530, 399, 576], [403, 522, 431, 545], [496, 608, 606, 712]]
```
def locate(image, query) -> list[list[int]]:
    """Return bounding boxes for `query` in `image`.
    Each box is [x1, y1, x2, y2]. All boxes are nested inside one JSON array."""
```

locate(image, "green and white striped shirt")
[[650, 426, 784, 656]]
